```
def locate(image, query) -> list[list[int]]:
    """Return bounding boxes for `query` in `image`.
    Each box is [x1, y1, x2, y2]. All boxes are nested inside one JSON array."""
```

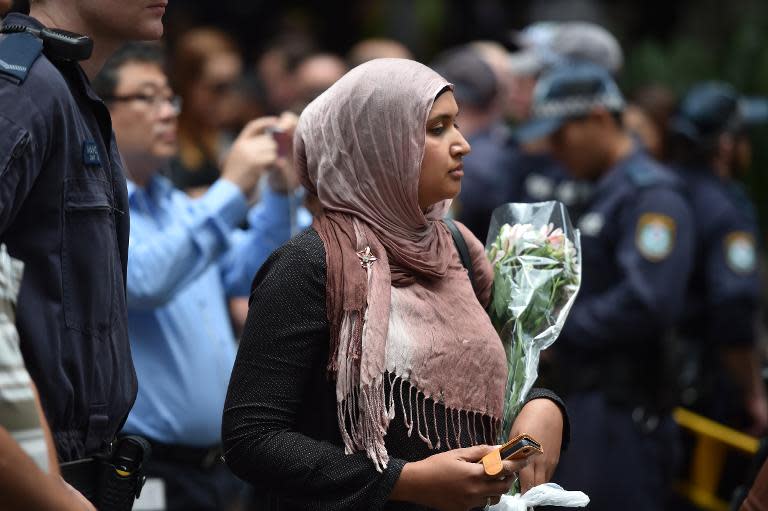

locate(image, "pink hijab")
[[295, 58, 507, 470]]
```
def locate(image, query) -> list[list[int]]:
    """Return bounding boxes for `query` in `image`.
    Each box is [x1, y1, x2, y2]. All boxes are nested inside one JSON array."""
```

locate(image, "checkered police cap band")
[[532, 92, 625, 119]]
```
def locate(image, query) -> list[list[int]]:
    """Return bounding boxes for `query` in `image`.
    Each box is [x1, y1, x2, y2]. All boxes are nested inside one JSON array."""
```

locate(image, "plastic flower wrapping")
[[486, 202, 582, 442]]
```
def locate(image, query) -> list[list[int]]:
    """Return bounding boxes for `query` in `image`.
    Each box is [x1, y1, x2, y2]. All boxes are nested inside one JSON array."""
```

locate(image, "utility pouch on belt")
[[98, 435, 152, 510], [61, 435, 151, 511]]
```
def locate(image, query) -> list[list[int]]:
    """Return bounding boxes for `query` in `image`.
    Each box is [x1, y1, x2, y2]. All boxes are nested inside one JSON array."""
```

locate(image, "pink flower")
[[547, 228, 564, 250]]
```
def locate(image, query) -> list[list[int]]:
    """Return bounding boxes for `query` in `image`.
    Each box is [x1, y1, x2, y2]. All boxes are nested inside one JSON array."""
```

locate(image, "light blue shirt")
[[123, 176, 291, 445]]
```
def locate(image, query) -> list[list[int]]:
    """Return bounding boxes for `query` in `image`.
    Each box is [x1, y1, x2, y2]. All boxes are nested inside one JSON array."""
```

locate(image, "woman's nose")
[[452, 133, 471, 157]]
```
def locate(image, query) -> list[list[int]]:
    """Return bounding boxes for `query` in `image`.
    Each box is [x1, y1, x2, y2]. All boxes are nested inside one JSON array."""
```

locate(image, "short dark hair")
[[668, 131, 720, 167], [92, 42, 165, 99], [430, 46, 498, 111]]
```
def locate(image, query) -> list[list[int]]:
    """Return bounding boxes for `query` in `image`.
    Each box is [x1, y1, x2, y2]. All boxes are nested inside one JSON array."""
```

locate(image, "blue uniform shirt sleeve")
[[219, 183, 294, 297], [563, 187, 695, 349], [704, 213, 761, 347], [126, 178, 248, 309]]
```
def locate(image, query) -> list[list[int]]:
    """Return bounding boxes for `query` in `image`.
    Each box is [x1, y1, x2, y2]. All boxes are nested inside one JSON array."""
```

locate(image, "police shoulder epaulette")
[[0, 31, 43, 85], [624, 161, 669, 188]]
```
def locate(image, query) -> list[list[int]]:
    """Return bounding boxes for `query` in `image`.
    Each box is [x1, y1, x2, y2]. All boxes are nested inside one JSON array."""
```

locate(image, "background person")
[[0, 245, 95, 511], [93, 42, 298, 511], [346, 38, 413, 67], [516, 63, 695, 511], [669, 82, 768, 435], [291, 52, 347, 112], [165, 27, 244, 196], [511, 21, 624, 223], [624, 84, 677, 161], [430, 45, 515, 240]]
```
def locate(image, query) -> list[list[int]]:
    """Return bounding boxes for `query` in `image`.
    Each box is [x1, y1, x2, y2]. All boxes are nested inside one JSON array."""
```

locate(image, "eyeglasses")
[[104, 93, 182, 113]]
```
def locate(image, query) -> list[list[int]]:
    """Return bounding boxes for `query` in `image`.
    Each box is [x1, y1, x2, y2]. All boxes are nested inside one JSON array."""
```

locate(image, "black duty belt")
[[147, 440, 224, 470]]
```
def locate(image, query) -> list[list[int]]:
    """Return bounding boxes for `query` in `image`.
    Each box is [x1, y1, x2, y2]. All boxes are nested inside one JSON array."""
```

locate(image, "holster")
[[61, 435, 152, 511]]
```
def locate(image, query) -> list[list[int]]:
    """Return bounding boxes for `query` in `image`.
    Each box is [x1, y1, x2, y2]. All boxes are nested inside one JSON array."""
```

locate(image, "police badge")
[[724, 231, 757, 274], [636, 213, 676, 262]]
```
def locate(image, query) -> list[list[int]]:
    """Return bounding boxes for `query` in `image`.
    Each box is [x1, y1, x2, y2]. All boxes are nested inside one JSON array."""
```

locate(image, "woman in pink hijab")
[[223, 58, 568, 511]]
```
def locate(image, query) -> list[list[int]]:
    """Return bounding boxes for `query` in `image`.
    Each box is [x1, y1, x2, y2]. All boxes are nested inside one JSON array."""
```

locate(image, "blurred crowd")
[[2, 1, 768, 509]]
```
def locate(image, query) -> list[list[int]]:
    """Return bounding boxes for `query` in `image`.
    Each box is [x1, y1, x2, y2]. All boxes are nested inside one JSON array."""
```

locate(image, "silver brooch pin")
[[356, 246, 378, 270]]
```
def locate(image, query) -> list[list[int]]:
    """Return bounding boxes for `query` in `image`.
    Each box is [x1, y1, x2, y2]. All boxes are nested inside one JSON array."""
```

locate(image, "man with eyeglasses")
[[92, 42, 298, 511]]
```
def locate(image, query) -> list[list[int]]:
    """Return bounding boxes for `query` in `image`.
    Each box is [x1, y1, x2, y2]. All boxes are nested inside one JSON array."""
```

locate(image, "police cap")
[[515, 62, 625, 143], [670, 81, 768, 143]]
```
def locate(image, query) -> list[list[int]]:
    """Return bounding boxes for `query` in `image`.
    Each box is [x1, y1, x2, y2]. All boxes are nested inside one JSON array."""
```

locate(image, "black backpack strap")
[[444, 218, 477, 292]]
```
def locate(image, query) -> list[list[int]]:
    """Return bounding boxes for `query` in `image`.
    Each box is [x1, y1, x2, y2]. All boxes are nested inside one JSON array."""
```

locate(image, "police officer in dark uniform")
[[512, 147, 594, 222], [516, 63, 695, 510], [669, 82, 768, 435], [0, 0, 167, 504], [507, 22, 627, 225]]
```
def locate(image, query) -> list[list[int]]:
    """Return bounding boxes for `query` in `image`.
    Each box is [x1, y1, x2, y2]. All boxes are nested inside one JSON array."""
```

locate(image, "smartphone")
[[479, 433, 543, 476], [498, 434, 543, 460], [267, 127, 291, 158]]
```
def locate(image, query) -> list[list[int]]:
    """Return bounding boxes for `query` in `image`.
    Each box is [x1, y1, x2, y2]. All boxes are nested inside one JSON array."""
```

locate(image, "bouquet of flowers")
[[486, 202, 581, 442]]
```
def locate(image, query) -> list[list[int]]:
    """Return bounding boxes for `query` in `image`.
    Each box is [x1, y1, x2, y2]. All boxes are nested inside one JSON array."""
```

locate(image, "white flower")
[[499, 224, 514, 253]]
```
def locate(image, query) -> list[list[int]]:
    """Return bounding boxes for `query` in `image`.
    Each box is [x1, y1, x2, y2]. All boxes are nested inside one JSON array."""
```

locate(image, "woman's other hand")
[[391, 444, 530, 511], [509, 398, 563, 493]]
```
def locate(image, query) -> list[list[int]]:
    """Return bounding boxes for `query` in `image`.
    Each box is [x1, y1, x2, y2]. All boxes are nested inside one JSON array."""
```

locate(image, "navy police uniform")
[[514, 149, 593, 223], [455, 122, 518, 241], [0, 13, 136, 462], [676, 167, 760, 424], [515, 61, 695, 511], [668, 82, 765, 428], [546, 148, 695, 510], [457, 135, 593, 243]]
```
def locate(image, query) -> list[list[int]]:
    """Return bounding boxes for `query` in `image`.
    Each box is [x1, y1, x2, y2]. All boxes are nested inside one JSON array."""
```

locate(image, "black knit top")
[[222, 228, 569, 511]]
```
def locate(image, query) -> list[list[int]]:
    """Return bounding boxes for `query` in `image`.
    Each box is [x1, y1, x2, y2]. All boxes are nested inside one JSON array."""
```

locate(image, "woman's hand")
[[391, 445, 531, 511], [509, 398, 563, 493]]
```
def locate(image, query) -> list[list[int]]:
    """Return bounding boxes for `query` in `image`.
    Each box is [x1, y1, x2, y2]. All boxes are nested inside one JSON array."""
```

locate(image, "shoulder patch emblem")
[[725, 232, 756, 274], [524, 173, 554, 200], [579, 212, 605, 237], [636, 213, 676, 262]]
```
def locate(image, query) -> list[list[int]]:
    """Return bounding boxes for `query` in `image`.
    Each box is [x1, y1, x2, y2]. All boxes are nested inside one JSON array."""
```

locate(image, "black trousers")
[[143, 457, 244, 511], [544, 391, 681, 511]]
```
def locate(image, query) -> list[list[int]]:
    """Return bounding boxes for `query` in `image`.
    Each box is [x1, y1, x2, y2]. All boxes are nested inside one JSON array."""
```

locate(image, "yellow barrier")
[[674, 407, 760, 511]]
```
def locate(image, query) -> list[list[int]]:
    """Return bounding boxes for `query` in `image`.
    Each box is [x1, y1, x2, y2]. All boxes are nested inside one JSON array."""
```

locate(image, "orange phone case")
[[479, 433, 543, 476]]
